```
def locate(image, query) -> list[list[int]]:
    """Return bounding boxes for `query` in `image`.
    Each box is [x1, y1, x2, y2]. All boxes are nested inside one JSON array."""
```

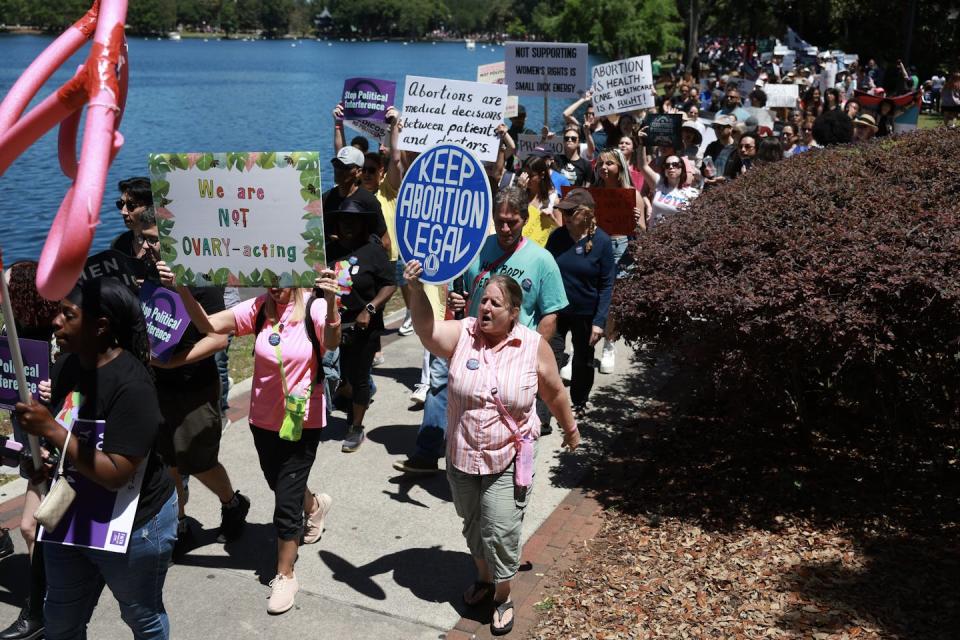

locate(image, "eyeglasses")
[[116, 199, 142, 211], [664, 161, 683, 169], [362, 166, 379, 175], [563, 136, 579, 142]]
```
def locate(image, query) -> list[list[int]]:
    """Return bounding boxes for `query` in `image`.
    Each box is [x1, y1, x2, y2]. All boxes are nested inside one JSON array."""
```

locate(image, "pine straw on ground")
[[530, 352, 960, 640]]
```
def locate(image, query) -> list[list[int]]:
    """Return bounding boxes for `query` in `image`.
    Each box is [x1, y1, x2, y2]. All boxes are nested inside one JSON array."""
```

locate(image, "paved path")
[[0, 317, 645, 638]]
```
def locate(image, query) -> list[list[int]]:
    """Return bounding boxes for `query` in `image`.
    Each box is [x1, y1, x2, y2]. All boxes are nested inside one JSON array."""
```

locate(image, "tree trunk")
[[686, 0, 700, 67]]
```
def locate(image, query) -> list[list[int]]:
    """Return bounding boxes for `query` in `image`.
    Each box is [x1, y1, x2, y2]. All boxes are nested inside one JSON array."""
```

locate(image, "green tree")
[[127, 0, 177, 35], [236, 0, 262, 31], [0, 0, 30, 25], [260, 0, 292, 36], [538, 0, 683, 59]]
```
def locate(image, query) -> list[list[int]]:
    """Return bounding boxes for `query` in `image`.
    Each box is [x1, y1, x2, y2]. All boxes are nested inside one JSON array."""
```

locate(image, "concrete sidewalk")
[[0, 321, 647, 639]]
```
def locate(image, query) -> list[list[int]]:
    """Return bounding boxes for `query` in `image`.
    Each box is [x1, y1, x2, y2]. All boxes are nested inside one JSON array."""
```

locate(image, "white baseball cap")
[[332, 146, 364, 168]]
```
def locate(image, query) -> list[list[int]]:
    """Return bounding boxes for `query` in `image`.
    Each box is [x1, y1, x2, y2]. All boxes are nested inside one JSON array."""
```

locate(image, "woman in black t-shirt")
[[326, 198, 396, 453], [16, 277, 177, 640]]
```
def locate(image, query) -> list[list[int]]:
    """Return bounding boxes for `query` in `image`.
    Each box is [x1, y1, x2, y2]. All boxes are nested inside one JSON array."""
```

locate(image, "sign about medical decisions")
[[591, 55, 655, 116], [398, 76, 507, 162], [764, 84, 800, 108], [505, 41, 588, 99], [149, 151, 324, 288], [395, 143, 492, 284]]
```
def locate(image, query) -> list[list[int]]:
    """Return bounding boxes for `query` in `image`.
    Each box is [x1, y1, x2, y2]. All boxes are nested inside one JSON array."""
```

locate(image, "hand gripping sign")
[[0, 0, 130, 300], [395, 143, 492, 285]]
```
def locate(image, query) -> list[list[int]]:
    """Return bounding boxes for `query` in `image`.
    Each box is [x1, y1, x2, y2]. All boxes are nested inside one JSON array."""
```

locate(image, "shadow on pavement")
[[319, 546, 474, 615], [174, 520, 279, 586]]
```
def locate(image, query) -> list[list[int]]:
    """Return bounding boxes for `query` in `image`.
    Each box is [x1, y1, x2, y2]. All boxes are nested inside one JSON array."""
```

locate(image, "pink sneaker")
[[267, 572, 299, 614], [303, 493, 332, 545]]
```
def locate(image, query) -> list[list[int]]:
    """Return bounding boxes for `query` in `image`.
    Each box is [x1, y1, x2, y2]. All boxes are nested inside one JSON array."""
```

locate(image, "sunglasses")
[[664, 161, 683, 169], [564, 136, 579, 142], [116, 199, 142, 211]]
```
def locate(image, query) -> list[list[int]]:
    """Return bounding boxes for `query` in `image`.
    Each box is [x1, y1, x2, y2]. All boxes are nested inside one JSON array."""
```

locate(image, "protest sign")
[[505, 41, 588, 99], [79, 250, 143, 291], [894, 104, 920, 133], [746, 107, 775, 129], [516, 134, 564, 161], [561, 186, 637, 236], [781, 53, 796, 73], [477, 61, 505, 84], [39, 415, 145, 553], [774, 45, 791, 56], [149, 151, 324, 288], [0, 337, 49, 410], [764, 84, 800, 108], [737, 78, 757, 98], [398, 76, 507, 162], [138, 281, 190, 362], [342, 77, 395, 122], [395, 143, 491, 284], [591, 55, 655, 116], [504, 95, 519, 119], [643, 113, 683, 150], [345, 118, 389, 143]]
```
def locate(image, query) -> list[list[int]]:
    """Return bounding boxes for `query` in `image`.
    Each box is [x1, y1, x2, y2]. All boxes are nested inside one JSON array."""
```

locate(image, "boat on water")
[[167, 32, 181, 40], [465, 39, 476, 50]]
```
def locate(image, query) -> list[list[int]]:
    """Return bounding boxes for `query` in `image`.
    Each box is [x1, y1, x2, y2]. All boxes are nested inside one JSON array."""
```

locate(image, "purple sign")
[[0, 337, 50, 411], [139, 281, 190, 362], [342, 77, 397, 122], [38, 417, 144, 553]]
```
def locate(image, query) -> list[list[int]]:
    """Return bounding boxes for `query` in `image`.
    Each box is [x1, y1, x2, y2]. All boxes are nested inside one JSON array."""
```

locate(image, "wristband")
[[326, 314, 342, 328]]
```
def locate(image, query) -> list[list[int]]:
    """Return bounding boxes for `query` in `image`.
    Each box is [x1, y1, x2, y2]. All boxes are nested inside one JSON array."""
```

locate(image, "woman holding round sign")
[[176, 268, 341, 614], [402, 257, 579, 636]]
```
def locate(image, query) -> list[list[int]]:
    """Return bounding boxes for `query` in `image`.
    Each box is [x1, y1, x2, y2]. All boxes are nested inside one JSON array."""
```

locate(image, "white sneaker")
[[398, 313, 414, 336], [302, 493, 332, 545], [409, 383, 429, 406], [560, 358, 572, 382], [267, 572, 299, 614], [599, 340, 616, 374]]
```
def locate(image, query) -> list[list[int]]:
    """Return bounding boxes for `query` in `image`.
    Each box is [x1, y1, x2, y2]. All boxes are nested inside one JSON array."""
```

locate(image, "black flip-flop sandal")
[[491, 599, 514, 636], [463, 581, 494, 606]]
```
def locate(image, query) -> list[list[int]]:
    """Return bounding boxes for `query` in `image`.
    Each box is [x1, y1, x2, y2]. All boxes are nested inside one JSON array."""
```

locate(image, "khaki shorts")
[[447, 446, 537, 583], [156, 379, 222, 475]]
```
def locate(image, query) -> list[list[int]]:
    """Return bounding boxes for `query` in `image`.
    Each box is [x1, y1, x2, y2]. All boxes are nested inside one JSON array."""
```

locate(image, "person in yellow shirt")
[[516, 154, 560, 247]]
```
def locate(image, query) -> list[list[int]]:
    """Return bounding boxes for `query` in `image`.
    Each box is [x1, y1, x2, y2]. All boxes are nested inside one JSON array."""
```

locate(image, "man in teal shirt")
[[393, 187, 568, 474]]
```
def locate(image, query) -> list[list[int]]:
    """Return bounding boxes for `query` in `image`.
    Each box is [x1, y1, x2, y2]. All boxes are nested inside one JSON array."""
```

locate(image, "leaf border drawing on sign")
[[505, 41, 588, 99], [399, 76, 507, 162], [149, 151, 324, 288], [591, 55, 655, 116]]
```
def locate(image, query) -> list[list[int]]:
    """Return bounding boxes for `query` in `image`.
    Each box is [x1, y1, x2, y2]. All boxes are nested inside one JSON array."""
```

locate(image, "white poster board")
[[516, 134, 564, 161], [504, 95, 519, 119], [764, 84, 800, 108], [504, 41, 588, 99], [149, 151, 324, 288], [590, 55, 655, 116], [345, 119, 390, 143], [477, 61, 505, 84], [399, 76, 508, 162]]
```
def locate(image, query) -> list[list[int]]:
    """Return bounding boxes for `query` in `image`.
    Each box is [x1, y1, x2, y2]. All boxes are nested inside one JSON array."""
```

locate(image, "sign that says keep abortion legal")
[[399, 76, 507, 162], [505, 42, 588, 99], [591, 55, 655, 116], [396, 143, 492, 284]]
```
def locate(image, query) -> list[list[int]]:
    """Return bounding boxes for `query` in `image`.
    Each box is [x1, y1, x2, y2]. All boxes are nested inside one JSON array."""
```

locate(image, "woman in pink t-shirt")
[[403, 260, 579, 636], [178, 271, 340, 615]]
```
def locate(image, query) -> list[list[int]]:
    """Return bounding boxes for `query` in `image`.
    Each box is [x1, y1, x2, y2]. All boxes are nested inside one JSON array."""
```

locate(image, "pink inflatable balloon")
[[0, 0, 129, 300]]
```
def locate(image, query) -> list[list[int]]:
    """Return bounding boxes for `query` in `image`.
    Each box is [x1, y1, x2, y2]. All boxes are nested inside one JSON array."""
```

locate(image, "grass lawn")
[[919, 112, 944, 128]]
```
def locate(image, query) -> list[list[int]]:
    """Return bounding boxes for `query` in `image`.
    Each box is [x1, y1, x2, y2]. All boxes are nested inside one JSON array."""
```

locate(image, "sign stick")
[[542, 69, 549, 131], [0, 253, 43, 471]]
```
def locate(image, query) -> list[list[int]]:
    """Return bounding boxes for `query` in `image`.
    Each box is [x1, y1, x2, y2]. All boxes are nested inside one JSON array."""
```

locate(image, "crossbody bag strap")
[[53, 391, 80, 479], [470, 237, 526, 296]]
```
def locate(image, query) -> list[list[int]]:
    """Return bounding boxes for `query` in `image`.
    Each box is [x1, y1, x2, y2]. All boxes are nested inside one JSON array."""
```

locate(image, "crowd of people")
[[1, 32, 954, 640]]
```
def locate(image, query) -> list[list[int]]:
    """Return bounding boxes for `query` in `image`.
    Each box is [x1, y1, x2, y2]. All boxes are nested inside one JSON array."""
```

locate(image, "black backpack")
[[252, 295, 325, 384]]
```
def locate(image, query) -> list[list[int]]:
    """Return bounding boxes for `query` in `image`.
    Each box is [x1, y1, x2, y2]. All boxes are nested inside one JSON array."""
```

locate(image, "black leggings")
[[339, 326, 381, 407], [549, 314, 597, 405], [250, 425, 321, 541]]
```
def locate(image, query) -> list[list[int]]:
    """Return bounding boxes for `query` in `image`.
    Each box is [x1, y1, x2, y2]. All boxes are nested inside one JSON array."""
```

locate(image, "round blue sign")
[[396, 143, 492, 285]]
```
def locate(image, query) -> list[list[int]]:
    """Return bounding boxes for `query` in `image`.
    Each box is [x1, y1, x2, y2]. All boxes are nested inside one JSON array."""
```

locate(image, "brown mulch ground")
[[530, 352, 960, 639]]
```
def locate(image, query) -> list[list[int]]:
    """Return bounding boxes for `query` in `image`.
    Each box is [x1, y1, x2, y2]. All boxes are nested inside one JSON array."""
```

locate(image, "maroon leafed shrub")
[[613, 128, 960, 427]]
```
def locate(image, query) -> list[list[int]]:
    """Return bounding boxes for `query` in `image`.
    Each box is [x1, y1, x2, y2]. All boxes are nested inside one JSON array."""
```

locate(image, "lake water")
[[0, 36, 602, 262]]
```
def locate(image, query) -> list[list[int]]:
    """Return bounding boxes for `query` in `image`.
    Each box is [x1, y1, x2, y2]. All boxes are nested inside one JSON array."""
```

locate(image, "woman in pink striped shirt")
[[403, 260, 579, 636]]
